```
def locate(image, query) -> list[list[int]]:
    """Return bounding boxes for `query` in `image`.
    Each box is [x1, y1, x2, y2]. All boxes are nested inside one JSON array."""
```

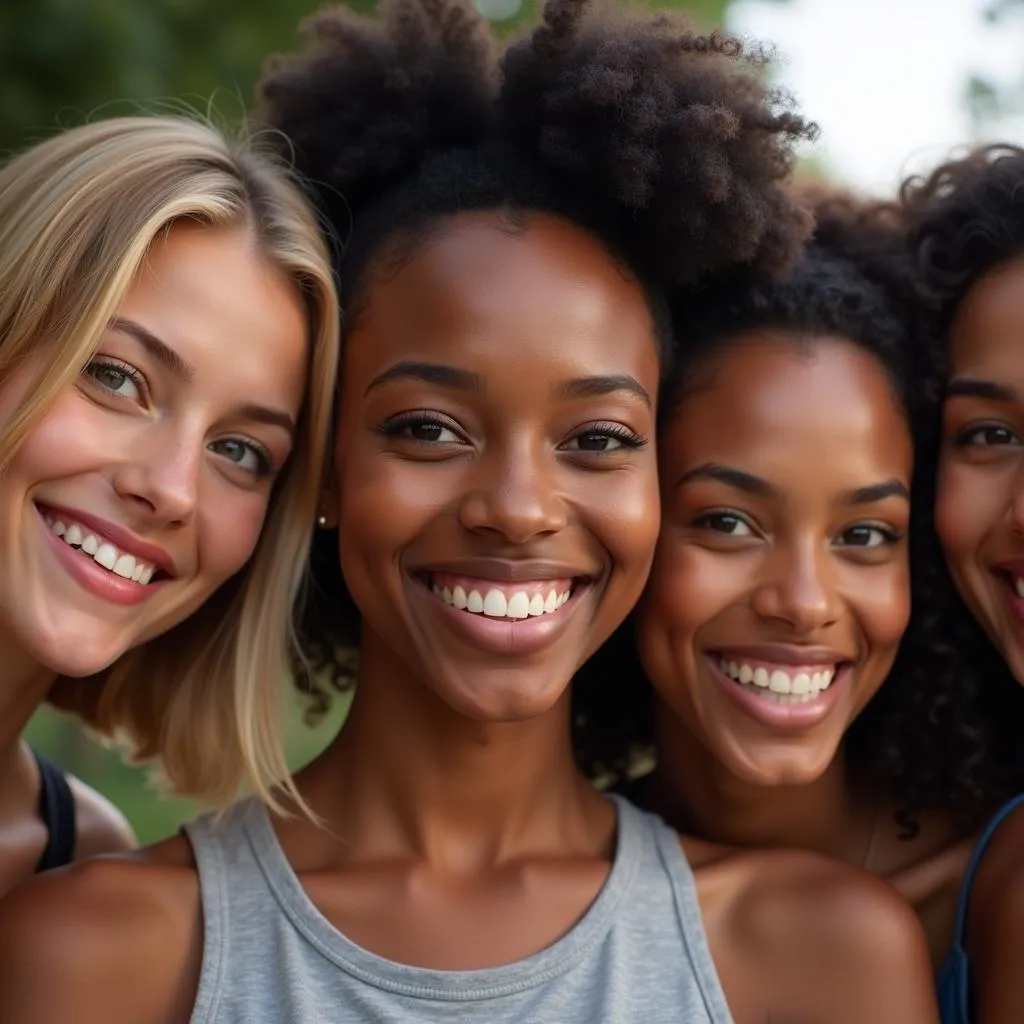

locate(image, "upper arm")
[[724, 853, 939, 1024], [800, 870, 939, 1024], [68, 775, 137, 858], [967, 817, 1024, 1024], [0, 858, 199, 1024]]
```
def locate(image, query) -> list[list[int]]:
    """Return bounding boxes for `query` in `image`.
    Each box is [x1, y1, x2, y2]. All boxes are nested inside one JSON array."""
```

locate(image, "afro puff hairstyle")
[[255, 0, 818, 711], [878, 144, 1024, 826], [570, 189, 957, 834]]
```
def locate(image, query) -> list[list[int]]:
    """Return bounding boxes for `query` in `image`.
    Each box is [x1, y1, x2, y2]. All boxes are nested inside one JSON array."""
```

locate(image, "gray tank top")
[[183, 793, 734, 1023]]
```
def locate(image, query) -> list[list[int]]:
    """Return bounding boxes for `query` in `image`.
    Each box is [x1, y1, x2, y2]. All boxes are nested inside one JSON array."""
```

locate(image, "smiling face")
[[638, 334, 911, 786], [936, 255, 1024, 684], [334, 210, 661, 721], [0, 221, 309, 678]]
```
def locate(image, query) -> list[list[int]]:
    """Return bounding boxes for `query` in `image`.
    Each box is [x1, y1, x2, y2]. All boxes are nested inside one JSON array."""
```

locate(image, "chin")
[[723, 745, 838, 789], [24, 625, 132, 680], [439, 673, 567, 723]]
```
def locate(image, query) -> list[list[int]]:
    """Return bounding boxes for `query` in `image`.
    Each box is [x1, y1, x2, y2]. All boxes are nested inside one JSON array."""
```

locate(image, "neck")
[[0, 626, 56, 799], [645, 703, 870, 865], [305, 630, 608, 867]]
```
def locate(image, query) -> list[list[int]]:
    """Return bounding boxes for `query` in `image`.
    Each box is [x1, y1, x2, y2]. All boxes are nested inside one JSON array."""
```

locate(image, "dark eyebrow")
[[109, 318, 195, 383], [364, 360, 485, 395], [946, 377, 1018, 403], [676, 462, 777, 497], [839, 479, 909, 506], [557, 375, 651, 408]]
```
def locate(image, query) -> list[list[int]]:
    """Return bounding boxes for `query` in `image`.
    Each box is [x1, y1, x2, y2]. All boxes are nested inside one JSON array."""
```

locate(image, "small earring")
[[317, 514, 328, 528]]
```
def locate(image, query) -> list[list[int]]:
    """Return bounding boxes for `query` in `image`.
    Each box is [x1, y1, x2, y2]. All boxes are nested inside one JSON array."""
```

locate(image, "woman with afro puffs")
[[1, 1, 937, 1021], [895, 145, 1024, 1024]]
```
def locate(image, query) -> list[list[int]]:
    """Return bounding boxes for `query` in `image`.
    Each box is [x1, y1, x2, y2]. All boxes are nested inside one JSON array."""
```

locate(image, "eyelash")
[[83, 357, 150, 402], [83, 356, 277, 477], [378, 413, 648, 453], [952, 424, 1022, 448], [692, 512, 902, 548]]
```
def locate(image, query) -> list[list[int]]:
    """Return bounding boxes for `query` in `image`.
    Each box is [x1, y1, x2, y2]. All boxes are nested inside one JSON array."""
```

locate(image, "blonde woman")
[[0, 115, 338, 897]]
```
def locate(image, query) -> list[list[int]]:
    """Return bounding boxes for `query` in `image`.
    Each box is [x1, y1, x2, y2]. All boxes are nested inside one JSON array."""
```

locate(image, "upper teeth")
[[44, 513, 156, 584], [432, 584, 569, 618], [718, 658, 836, 695], [1015, 578, 1024, 599]]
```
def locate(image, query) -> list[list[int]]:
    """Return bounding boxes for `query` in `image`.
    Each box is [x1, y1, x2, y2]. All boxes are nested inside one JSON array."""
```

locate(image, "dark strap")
[[950, 792, 1024, 945], [32, 751, 77, 872]]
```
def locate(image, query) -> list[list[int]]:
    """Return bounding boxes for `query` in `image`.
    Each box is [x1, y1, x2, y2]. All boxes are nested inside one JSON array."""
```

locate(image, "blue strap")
[[951, 793, 1024, 944]]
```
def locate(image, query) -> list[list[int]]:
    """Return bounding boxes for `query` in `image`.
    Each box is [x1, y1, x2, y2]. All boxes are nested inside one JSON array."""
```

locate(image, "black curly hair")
[[570, 190, 965, 833], [254, 0, 818, 715], [880, 144, 1024, 825]]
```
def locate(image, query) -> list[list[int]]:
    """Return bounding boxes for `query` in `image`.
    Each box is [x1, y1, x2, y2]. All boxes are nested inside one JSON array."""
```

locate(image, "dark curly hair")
[[254, 0, 818, 714], [570, 190, 965, 833], [879, 145, 1024, 824]]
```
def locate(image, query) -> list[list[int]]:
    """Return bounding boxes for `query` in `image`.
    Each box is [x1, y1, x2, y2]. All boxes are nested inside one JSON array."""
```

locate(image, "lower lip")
[[708, 654, 848, 731], [1001, 577, 1024, 625], [37, 506, 164, 607], [408, 578, 589, 656]]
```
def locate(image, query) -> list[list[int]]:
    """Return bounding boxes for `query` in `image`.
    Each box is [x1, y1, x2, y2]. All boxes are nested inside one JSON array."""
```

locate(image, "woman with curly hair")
[[571, 192, 978, 966], [1, 1, 937, 1021], [897, 145, 1024, 1024]]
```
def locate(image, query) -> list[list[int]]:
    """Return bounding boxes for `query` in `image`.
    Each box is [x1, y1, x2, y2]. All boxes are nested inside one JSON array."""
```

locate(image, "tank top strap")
[[638, 805, 734, 1023], [951, 793, 1024, 945], [32, 750, 76, 872]]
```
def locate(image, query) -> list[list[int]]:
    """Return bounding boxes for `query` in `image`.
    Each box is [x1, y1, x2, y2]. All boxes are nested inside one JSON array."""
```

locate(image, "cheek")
[[935, 457, 1002, 564], [850, 564, 910, 655], [591, 466, 660, 577], [197, 495, 268, 582]]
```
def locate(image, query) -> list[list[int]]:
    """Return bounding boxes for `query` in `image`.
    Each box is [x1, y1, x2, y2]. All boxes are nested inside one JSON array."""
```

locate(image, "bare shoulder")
[[965, 804, 1024, 1023], [67, 773, 137, 857], [691, 843, 939, 1024], [0, 835, 200, 1024]]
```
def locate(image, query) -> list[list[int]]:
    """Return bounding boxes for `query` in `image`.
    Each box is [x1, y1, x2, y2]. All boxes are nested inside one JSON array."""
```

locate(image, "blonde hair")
[[0, 115, 339, 811]]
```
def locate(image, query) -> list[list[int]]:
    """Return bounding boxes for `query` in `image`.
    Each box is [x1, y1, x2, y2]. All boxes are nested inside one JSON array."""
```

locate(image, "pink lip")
[[36, 506, 167, 607], [708, 654, 848, 731], [36, 502, 176, 576], [997, 575, 1024, 626], [407, 576, 589, 657]]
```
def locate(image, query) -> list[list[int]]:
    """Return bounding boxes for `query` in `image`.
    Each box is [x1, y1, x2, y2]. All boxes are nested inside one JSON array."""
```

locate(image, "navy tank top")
[[936, 793, 1024, 1023]]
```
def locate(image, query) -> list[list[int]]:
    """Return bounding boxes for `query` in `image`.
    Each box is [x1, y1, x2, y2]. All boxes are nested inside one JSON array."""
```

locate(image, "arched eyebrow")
[[946, 377, 1017, 403]]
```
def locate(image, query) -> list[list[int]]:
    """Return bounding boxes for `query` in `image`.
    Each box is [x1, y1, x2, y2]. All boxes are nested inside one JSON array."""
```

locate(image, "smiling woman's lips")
[[407, 572, 592, 656]]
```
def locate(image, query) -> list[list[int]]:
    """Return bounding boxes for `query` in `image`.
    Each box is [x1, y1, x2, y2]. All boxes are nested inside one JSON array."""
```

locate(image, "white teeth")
[[719, 658, 839, 701], [1015, 578, 1024, 599], [431, 581, 573, 619], [44, 513, 156, 584], [94, 543, 118, 571], [112, 554, 136, 579]]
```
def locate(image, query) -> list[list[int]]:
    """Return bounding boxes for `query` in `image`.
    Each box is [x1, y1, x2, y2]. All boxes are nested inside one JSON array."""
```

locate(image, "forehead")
[[949, 255, 1024, 377], [120, 222, 308, 402], [664, 335, 910, 480], [343, 211, 659, 388]]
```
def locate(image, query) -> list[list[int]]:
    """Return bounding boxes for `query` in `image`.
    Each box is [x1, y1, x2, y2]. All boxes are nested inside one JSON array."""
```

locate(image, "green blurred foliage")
[[0, 0, 748, 154], [967, 0, 1024, 130]]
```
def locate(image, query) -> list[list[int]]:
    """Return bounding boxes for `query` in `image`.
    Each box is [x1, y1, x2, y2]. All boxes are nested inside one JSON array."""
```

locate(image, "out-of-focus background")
[[7, 0, 1023, 845]]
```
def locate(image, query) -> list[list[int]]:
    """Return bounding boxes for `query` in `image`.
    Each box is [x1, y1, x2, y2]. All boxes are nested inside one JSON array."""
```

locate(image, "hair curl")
[[570, 190, 969, 834], [878, 145, 1024, 825], [255, 0, 818, 713]]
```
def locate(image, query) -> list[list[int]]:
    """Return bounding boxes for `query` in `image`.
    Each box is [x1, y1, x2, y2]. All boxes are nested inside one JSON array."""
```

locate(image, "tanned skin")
[[637, 334, 972, 968], [0, 216, 938, 1023], [933, 256, 1024, 1022]]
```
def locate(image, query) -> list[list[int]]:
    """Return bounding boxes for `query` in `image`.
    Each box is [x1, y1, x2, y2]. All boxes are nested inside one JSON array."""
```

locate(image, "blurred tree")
[[965, 0, 1024, 131], [0, 0, 775, 154]]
